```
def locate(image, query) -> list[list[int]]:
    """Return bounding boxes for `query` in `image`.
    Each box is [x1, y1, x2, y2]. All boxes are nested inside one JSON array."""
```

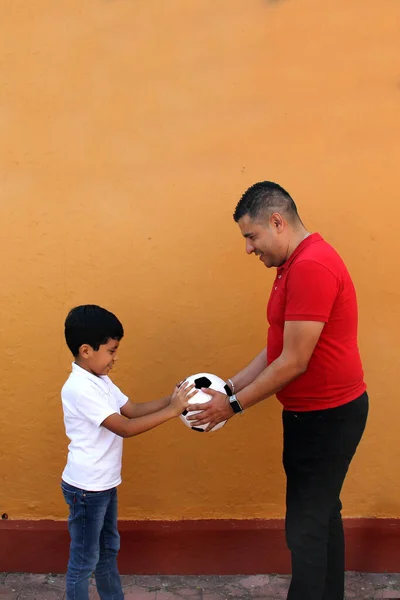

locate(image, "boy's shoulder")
[[62, 366, 124, 396], [62, 366, 104, 401]]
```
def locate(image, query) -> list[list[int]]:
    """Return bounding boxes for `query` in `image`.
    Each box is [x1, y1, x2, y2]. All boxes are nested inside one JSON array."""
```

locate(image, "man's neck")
[[286, 228, 311, 260]]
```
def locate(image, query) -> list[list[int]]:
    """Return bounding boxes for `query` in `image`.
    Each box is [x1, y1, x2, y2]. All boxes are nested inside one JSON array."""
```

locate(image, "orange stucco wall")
[[1, 0, 399, 521]]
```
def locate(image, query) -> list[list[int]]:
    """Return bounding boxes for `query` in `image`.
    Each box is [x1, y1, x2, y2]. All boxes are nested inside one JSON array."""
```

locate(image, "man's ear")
[[270, 211, 285, 232]]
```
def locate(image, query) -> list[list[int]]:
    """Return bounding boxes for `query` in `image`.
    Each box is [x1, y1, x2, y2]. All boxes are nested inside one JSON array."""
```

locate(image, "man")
[[189, 181, 368, 600]]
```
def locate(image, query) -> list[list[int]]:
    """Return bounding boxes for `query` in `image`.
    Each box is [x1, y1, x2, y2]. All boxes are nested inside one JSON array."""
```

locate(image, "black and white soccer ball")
[[179, 372, 232, 432]]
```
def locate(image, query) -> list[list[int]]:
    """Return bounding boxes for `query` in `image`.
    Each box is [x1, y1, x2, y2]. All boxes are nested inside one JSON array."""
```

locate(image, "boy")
[[61, 304, 193, 600]]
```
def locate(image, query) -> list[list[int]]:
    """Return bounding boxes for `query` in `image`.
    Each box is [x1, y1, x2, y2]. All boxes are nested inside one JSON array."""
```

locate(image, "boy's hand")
[[176, 378, 187, 389], [170, 382, 196, 417]]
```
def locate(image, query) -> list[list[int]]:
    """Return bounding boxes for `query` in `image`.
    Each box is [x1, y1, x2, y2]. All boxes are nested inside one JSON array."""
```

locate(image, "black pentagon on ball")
[[194, 376, 212, 389], [224, 383, 233, 397]]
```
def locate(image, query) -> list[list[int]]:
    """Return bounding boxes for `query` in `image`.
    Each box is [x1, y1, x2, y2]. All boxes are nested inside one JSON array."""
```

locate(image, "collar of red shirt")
[[277, 232, 322, 274]]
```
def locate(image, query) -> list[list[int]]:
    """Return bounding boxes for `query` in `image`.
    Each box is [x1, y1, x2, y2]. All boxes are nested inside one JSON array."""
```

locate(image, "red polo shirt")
[[267, 233, 366, 411]]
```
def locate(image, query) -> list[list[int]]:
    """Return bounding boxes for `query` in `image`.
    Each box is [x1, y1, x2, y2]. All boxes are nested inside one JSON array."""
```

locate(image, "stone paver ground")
[[1, 573, 400, 599]]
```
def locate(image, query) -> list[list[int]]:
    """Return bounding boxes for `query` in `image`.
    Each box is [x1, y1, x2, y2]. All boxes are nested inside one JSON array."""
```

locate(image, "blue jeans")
[[61, 481, 124, 600]]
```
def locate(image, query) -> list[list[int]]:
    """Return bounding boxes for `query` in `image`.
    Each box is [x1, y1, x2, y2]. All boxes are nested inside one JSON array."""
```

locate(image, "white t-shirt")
[[61, 363, 128, 491]]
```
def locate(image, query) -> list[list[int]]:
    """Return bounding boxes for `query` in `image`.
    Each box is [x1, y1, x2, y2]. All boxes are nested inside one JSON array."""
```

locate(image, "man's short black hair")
[[65, 305, 124, 357], [233, 181, 299, 223]]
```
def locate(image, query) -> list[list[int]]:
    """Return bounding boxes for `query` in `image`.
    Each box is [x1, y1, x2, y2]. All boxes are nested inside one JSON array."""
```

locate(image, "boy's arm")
[[102, 407, 177, 438], [102, 382, 195, 438], [120, 396, 171, 419]]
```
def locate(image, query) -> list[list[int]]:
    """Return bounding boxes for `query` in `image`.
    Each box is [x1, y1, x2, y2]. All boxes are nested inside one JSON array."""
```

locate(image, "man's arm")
[[235, 320, 324, 408], [227, 349, 267, 393], [188, 320, 324, 431]]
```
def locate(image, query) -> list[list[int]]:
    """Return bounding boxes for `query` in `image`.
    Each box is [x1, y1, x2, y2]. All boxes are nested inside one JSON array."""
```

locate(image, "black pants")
[[283, 392, 369, 600]]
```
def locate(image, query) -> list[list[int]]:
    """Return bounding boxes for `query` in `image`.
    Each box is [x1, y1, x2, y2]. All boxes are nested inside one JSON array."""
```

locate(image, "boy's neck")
[[74, 359, 100, 377]]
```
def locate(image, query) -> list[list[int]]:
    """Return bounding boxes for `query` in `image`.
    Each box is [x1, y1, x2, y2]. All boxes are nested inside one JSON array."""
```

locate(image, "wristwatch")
[[228, 394, 244, 414]]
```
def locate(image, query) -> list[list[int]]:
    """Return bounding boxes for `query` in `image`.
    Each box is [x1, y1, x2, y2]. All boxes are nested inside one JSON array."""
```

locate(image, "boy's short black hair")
[[65, 305, 124, 357]]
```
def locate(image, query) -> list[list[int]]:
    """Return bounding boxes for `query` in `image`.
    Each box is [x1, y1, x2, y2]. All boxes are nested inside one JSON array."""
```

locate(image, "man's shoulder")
[[303, 236, 339, 257], [296, 237, 347, 273]]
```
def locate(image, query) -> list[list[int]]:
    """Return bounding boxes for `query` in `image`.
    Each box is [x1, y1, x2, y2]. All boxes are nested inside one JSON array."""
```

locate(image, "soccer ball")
[[179, 372, 232, 432]]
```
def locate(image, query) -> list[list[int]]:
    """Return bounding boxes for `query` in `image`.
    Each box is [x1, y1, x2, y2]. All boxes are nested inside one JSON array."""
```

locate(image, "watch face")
[[230, 397, 242, 413]]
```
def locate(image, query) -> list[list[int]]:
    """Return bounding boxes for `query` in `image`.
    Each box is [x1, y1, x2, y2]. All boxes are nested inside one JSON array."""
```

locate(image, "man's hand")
[[187, 388, 234, 432]]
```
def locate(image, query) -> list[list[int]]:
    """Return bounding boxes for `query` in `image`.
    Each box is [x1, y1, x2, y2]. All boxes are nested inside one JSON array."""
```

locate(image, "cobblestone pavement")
[[1, 572, 400, 599]]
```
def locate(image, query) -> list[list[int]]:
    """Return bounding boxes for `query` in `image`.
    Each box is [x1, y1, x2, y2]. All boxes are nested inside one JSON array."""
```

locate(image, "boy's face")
[[77, 338, 120, 376]]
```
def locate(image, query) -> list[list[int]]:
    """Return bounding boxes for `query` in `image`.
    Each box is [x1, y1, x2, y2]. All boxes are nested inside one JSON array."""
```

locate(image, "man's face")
[[237, 213, 286, 268]]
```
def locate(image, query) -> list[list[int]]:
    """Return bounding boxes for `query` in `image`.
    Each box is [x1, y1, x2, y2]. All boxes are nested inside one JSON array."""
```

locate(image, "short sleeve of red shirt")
[[285, 260, 340, 322]]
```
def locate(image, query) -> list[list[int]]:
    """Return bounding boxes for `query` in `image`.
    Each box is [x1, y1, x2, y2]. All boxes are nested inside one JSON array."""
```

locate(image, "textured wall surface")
[[0, 0, 399, 520]]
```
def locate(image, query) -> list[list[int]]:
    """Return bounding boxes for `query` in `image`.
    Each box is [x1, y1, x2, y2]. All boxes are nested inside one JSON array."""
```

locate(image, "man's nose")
[[246, 240, 255, 254]]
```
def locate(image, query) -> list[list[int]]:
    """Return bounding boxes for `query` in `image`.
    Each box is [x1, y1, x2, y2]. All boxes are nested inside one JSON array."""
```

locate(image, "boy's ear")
[[79, 344, 93, 359]]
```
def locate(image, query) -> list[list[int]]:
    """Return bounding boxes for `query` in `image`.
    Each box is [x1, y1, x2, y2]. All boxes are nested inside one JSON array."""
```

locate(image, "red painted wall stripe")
[[0, 519, 399, 574]]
